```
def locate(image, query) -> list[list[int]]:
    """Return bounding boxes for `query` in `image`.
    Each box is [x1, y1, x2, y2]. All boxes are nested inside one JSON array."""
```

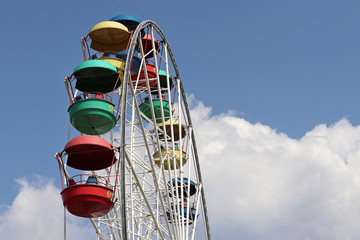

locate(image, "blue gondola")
[[110, 14, 141, 31], [168, 178, 196, 197], [166, 205, 197, 224]]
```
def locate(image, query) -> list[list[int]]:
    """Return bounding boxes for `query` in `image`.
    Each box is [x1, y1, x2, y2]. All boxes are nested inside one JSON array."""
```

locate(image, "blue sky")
[[1, 0, 360, 239]]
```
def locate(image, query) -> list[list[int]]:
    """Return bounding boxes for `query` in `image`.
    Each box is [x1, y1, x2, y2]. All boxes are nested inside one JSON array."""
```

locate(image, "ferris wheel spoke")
[[124, 151, 169, 239], [56, 15, 211, 240]]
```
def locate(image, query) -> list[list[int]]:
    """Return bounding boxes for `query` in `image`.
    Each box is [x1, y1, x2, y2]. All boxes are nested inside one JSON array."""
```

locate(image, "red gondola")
[[131, 64, 158, 88], [138, 34, 160, 59], [61, 175, 114, 218], [64, 135, 116, 171]]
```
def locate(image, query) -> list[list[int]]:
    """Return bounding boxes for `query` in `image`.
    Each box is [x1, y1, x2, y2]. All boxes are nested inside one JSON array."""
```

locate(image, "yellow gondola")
[[153, 148, 187, 170], [89, 21, 130, 52], [157, 119, 186, 141]]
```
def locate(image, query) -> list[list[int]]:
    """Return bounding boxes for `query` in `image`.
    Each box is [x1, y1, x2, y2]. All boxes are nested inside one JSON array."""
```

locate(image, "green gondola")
[[68, 98, 117, 135]]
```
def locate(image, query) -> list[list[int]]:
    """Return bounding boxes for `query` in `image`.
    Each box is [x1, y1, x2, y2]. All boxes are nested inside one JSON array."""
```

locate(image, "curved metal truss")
[[81, 21, 211, 240]]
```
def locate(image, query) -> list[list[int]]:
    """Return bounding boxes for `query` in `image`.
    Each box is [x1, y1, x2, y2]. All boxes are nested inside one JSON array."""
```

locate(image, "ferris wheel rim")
[[55, 18, 212, 240], [116, 20, 211, 240]]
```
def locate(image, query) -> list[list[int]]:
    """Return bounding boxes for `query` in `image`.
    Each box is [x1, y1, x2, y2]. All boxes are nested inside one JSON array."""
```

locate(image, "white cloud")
[[0, 175, 95, 240], [190, 97, 360, 240], [3, 97, 360, 240]]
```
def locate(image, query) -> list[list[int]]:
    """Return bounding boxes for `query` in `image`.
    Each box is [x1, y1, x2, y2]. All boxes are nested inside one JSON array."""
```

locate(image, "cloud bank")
[[3, 97, 360, 239], [0, 175, 95, 240], [189, 96, 360, 240]]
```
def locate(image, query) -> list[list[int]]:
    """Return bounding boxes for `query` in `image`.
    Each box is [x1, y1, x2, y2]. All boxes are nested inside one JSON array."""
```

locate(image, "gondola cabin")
[[138, 34, 160, 59], [68, 98, 117, 135], [153, 148, 187, 170], [157, 119, 186, 141], [139, 97, 170, 123], [169, 178, 196, 197], [99, 56, 126, 72], [110, 14, 141, 31], [61, 175, 114, 218], [64, 135, 116, 170], [131, 64, 158, 88], [166, 206, 197, 225], [103, 49, 142, 74], [88, 21, 130, 52], [151, 70, 173, 94], [73, 60, 120, 93]]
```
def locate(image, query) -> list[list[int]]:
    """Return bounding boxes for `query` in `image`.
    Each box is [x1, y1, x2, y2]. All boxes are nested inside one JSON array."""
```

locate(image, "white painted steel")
[[58, 20, 211, 240]]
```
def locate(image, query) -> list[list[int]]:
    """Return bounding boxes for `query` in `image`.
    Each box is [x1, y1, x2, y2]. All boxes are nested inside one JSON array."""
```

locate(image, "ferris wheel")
[[55, 14, 211, 240]]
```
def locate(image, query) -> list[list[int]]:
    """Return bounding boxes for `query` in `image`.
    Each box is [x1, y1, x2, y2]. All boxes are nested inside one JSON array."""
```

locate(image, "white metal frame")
[[60, 20, 211, 240]]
